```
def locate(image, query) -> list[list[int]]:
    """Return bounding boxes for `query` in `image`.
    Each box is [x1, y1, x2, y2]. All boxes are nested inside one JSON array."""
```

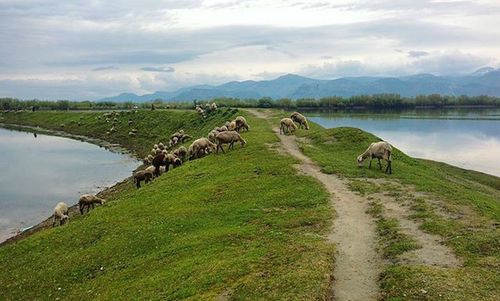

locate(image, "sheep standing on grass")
[[235, 116, 250, 132], [133, 170, 153, 188], [215, 131, 246, 153], [173, 146, 188, 162], [357, 141, 393, 174], [152, 153, 167, 177], [290, 112, 309, 130], [188, 138, 216, 160], [53, 202, 69, 226], [280, 118, 298, 135], [79, 194, 106, 214]]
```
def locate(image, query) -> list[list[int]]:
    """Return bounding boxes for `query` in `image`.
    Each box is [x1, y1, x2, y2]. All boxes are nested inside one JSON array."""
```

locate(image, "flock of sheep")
[[51, 108, 392, 228], [280, 111, 393, 174], [134, 114, 250, 188]]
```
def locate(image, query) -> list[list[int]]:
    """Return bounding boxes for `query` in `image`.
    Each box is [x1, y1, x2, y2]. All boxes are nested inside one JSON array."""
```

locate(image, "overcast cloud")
[[0, 0, 499, 100]]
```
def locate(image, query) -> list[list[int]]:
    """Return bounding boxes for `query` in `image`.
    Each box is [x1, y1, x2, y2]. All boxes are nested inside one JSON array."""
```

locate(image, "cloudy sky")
[[1, 0, 499, 100]]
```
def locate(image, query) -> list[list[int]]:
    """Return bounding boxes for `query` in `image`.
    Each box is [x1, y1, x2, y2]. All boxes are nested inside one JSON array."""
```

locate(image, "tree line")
[[2, 94, 500, 111]]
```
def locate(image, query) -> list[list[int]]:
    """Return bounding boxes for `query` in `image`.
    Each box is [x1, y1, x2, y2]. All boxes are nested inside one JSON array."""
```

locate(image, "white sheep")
[[79, 194, 106, 214], [357, 141, 393, 174], [52, 202, 69, 226], [279, 118, 297, 135]]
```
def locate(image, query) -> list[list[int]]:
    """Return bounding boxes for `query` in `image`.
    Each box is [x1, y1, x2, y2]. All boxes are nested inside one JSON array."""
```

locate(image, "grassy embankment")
[[0, 109, 334, 300], [285, 114, 499, 301]]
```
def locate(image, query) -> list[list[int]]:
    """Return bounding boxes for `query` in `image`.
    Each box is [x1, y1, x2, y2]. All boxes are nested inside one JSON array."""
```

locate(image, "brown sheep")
[[215, 131, 247, 153], [290, 112, 309, 130], [79, 194, 106, 214], [133, 169, 153, 188]]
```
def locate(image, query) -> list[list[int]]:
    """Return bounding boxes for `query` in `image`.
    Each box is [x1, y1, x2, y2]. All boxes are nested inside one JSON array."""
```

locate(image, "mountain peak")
[[471, 67, 496, 76]]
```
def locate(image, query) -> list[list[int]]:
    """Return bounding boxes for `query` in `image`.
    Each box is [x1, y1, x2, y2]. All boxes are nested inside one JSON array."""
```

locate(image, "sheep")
[[210, 102, 217, 111], [357, 141, 393, 174], [215, 131, 246, 153], [152, 153, 167, 177], [227, 120, 237, 131], [145, 165, 166, 177], [169, 136, 179, 148], [128, 131, 136, 136], [208, 130, 218, 143], [290, 112, 309, 130], [234, 116, 250, 132], [143, 154, 154, 165], [280, 118, 298, 135], [133, 169, 153, 188], [173, 146, 188, 161], [219, 125, 228, 132], [78, 194, 106, 214], [52, 202, 69, 226], [158, 142, 165, 150], [188, 138, 216, 160], [128, 119, 133, 126], [165, 153, 182, 171]]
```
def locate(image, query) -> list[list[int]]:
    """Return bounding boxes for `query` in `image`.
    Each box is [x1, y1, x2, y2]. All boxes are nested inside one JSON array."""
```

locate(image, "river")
[[0, 127, 139, 242], [307, 108, 500, 177]]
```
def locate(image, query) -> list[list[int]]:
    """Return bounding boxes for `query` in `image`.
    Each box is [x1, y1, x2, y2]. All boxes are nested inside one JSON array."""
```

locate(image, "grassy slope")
[[0, 110, 334, 300], [289, 119, 500, 300]]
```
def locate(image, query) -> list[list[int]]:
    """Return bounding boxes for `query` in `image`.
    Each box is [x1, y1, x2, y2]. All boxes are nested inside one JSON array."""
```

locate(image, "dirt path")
[[371, 189, 462, 267], [247, 109, 381, 301]]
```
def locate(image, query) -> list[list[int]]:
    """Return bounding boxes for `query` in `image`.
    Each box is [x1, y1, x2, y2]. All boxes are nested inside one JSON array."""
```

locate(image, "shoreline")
[[0, 123, 141, 247]]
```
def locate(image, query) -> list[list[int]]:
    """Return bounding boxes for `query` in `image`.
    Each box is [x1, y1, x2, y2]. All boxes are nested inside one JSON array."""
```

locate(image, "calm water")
[[0, 127, 139, 242], [307, 109, 500, 177]]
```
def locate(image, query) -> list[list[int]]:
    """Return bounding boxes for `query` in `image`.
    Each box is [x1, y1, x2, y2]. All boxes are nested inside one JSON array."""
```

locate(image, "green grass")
[[0, 109, 334, 300], [282, 115, 500, 300]]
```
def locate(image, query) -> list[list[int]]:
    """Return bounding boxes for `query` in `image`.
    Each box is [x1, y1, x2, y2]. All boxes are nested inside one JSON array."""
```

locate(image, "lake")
[[307, 108, 500, 177], [0, 127, 139, 242]]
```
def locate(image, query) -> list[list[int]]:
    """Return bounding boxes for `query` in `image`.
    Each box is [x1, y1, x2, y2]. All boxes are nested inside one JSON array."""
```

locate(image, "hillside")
[[0, 109, 498, 300], [99, 69, 500, 102]]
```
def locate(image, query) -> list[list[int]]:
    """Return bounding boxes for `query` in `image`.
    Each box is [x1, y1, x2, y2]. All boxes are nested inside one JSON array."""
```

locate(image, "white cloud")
[[0, 0, 499, 99]]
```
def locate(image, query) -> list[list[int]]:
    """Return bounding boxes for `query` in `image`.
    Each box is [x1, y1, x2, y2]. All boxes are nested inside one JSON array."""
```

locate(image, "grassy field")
[[286, 115, 500, 300], [1, 108, 499, 300], [0, 109, 334, 300]]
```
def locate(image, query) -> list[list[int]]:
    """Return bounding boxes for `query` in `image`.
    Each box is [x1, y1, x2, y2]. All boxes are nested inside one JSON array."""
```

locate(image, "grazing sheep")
[[227, 121, 237, 131], [78, 194, 106, 214], [357, 141, 393, 174], [152, 153, 167, 177], [158, 142, 165, 150], [169, 136, 179, 148], [133, 169, 153, 188], [208, 130, 218, 143], [52, 202, 69, 226], [188, 138, 216, 160], [215, 131, 247, 153], [235, 116, 250, 132], [210, 102, 217, 111], [280, 118, 298, 135], [173, 146, 188, 161], [165, 153, 182, 171], [290, 112, 309, 130]]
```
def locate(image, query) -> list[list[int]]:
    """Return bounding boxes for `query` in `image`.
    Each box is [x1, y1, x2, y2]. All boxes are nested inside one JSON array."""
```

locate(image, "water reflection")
[[0, 127, 139, 242], [308, 109, 500, 177]]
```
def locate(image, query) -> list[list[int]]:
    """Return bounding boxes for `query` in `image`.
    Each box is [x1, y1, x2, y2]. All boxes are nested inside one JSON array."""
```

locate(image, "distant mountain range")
[[99, 68, 500, 102]]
